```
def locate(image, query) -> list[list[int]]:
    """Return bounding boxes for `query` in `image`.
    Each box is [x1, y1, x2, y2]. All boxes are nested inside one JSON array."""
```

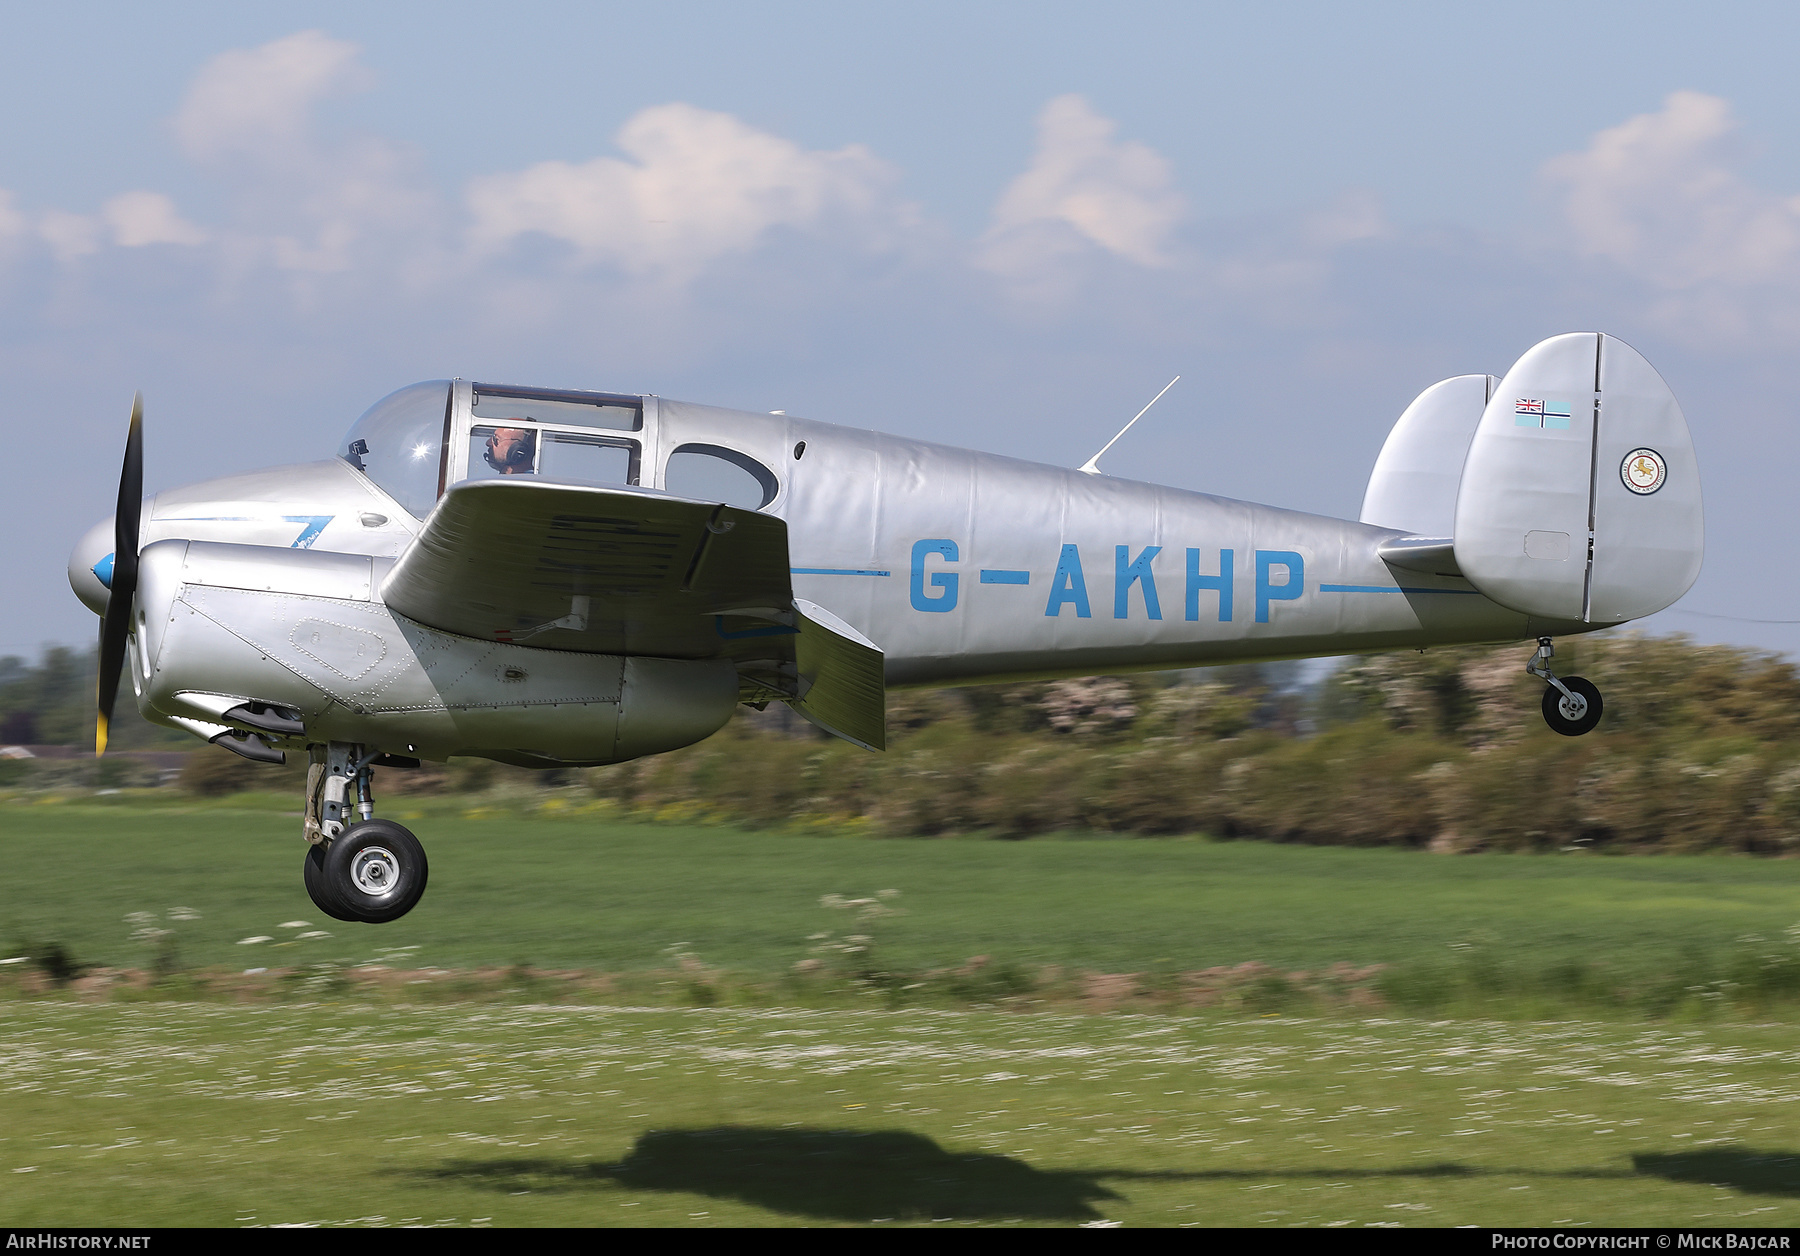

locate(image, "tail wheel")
[[1542, 676, 1603, 737], [320, 820, 429, 923], [303, 844, 359, 923]]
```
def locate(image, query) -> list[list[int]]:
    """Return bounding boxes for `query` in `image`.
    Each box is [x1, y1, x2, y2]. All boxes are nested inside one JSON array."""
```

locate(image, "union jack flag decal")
[[1514, 398, 1572, 429]]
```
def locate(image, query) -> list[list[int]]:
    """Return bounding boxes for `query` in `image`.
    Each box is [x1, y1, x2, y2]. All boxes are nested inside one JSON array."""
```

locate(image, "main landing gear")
[[1527, 637, 1603, 736], [301, 742, 429, 923]]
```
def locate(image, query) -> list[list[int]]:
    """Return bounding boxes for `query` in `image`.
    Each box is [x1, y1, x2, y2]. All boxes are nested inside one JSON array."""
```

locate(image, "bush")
[[179, 745, 304, 797], [568, 635, 1800, 854]]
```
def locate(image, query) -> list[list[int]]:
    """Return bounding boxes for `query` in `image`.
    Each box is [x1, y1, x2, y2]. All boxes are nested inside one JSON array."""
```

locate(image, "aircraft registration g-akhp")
[[70, 332, 1702, 924]]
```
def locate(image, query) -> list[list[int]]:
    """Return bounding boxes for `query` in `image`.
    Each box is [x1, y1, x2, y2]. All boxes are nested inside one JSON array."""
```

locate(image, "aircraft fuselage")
[[74, 391, 1577, 707]]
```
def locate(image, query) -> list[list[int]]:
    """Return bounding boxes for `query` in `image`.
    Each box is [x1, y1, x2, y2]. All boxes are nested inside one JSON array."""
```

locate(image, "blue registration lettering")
[[910, 539, 960, 612], [1114, 545, 1162, 620], [1186, 548, 1234, 622], [1044, 545, 1092, 618], [1255, 550, 1304, 623]]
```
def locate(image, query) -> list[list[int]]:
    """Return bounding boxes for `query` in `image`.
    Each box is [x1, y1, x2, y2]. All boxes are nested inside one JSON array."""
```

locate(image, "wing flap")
[[789, 598, 886, 752]]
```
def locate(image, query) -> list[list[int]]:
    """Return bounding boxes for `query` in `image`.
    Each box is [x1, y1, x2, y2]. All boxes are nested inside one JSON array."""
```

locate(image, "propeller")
[[95, 392, 143, 756]]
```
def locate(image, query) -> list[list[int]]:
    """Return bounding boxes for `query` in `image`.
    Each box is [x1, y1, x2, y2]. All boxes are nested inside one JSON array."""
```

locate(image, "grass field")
[[2, 1002, 1798, 1227], [7, 796, 1800, 1227], [7, 797, 1800, 990]]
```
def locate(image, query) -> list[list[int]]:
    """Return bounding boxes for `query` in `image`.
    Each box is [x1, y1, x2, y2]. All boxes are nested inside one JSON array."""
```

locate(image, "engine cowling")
[[133, 539, 738, 764]]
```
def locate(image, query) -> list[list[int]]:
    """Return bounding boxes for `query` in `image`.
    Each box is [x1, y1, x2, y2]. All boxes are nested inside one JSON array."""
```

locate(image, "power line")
[[1669, 608, 1800, 625]]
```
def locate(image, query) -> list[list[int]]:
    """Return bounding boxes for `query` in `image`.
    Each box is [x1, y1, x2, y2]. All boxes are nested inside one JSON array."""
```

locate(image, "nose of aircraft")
[[69, 515, 116, 617]]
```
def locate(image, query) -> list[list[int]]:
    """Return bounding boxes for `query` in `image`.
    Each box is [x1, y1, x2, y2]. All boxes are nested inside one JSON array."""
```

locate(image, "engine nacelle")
[[133, 539, 738, 764]]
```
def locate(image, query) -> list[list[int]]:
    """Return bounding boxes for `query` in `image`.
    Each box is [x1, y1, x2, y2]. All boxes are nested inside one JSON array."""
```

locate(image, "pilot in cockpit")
[[483, 426, 537, 475]]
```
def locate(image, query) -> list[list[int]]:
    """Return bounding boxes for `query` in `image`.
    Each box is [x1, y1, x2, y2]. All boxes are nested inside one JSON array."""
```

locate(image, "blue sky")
[[8, 2, 1800, 657]]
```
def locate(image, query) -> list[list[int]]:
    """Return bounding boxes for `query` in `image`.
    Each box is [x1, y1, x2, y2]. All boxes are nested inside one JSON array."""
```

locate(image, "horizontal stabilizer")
[[789, 598, 886, 752], [1376, 536, 1461, 577], [381, 479, 792, 656]]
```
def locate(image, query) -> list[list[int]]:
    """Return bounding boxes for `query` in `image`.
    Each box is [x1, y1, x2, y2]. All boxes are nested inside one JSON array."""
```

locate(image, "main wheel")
[[1542, 676, 1603, 736], [303, 843, 359, 922], [319, 820, 429, 923]]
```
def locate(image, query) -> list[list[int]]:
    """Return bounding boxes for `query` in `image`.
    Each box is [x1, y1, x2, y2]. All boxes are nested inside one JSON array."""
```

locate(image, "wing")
[[380, 479, 794, 659], [380, 478, 886, 749]]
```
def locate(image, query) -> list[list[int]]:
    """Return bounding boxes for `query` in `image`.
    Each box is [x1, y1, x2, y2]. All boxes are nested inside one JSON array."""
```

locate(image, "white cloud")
[[1544, 90, 1800, 290], [37, 209, 101, 260], [166, 31, 434, 275], [0, 192, 28, 241], [979, 94, 1186, 277], [174, 29, 369, 164], [103, 192, 207, 248], [466, 103, 902, 280], [30, 192, 206, 260]]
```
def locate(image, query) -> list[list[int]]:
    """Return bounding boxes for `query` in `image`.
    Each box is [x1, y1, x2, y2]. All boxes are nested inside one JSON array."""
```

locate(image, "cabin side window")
[[470, 385, 641, 431], [457, 383, 644, 489], [465, 425, 638, 486], [664, 444, 778, 510]]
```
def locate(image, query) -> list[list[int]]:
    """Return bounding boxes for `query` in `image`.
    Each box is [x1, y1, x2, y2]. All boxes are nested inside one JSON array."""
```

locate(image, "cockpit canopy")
[[337, 380, 449, 519], [339, 380, 779, 520]]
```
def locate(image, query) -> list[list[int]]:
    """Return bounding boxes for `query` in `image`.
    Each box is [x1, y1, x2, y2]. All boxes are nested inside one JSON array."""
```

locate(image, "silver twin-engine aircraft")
[[69, 332, 1703, 923]]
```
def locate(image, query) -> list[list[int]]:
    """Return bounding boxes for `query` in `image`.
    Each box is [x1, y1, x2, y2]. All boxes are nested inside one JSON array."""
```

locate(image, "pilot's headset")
[[483, 427, 536, 472]]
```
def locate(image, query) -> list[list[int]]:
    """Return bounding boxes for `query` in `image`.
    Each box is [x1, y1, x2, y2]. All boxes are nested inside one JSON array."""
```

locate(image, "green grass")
[[8, 796, 1800, 1227], [2, 1002, 1798, 1227], [7, 796, 1800, 983]]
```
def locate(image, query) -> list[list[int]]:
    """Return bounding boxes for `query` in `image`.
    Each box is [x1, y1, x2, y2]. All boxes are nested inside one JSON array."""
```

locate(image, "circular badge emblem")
[[1621, 448, 1667, 495]]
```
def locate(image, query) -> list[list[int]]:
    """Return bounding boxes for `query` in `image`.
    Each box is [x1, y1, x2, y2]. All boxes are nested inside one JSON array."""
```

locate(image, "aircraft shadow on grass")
[[1631, 1149, 1800, 1199], [416, 1127, 1124, 1221], [412, 1130, 1800, 1221]]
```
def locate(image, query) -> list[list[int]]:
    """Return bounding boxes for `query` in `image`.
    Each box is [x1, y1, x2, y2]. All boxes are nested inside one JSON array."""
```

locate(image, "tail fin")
[[1362, 373, 1497, 537], [1452, 333, 1702, 624]]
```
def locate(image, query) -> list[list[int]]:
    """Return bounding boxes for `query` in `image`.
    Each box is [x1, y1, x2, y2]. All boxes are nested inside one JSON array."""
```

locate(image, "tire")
[[320, 819, 429, 924], [303, 843, 359, 922], [1541, 676, 1603, 737]]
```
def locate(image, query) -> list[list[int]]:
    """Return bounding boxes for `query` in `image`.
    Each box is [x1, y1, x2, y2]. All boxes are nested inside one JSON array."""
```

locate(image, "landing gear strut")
[[1527, 638, 1603, 736], [301, 742, 429, 923]]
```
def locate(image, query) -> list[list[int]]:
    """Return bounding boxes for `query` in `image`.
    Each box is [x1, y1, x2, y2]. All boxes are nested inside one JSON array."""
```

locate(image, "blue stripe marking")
[[791, 567, 892, 577], [160, 514, 335, 549], [283, 516, 334, 548], [1320, 584, 1482, 595], [93, 553, 115, 589], [979, 569, 1031, 585]]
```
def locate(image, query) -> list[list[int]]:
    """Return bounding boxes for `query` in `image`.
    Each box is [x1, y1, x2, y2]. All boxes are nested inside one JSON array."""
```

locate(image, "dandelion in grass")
[[360, 944, 420, 968], [813, 891, 904, 965], [124, 911, 165, 943]]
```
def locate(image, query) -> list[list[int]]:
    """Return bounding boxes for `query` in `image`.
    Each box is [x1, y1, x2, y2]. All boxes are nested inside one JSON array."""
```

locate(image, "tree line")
[[8, 633, 1800, 853]]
